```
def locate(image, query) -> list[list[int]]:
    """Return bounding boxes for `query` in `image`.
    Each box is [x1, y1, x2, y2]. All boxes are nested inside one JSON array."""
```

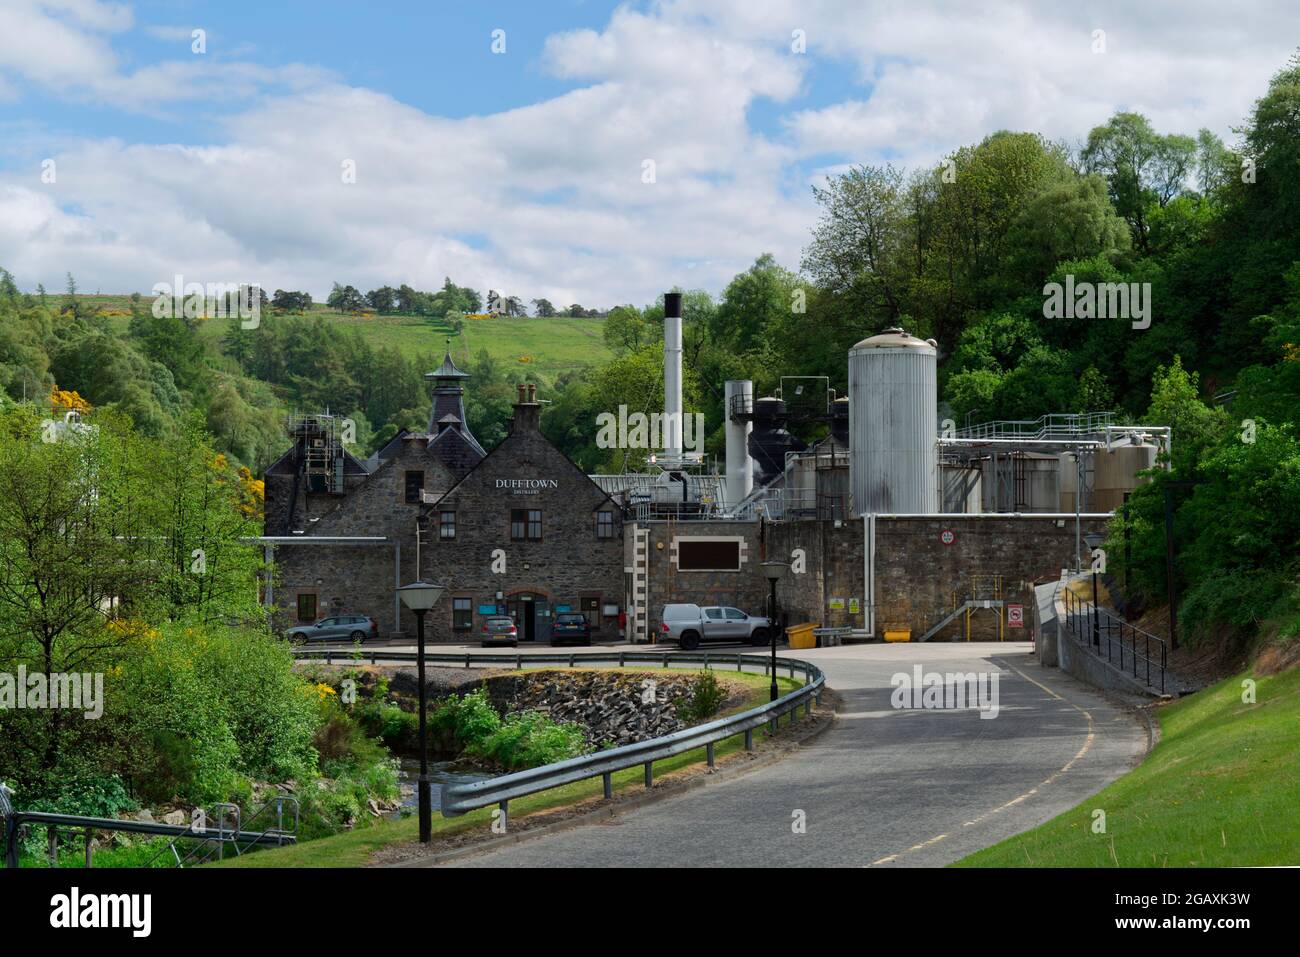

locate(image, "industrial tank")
[[980, 453, 1060, 512], [748, 397, 803, 485], [939, 462, 982, 513], [1093, 442, 1158, 511], [849, 328, 938, 514], [1058, 451, 1081, 512]]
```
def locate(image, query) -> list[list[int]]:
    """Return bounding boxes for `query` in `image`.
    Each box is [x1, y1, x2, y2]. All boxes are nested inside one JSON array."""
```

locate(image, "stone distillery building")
[[261, 354, 626, 642]]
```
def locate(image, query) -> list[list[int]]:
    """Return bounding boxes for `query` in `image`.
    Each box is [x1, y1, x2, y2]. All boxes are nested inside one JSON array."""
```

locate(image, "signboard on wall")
[[1007, 604, 1024, 628], [828, 598, 845, 610], [940, 529, 956, 546], [849, 598, 860, 614]]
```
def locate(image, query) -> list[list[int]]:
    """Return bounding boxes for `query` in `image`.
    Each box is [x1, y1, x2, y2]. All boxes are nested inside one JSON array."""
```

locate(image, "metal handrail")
[[290, 648, 825, 820], [1, 807, 296, 869], [1062, 589, 1167, 694]]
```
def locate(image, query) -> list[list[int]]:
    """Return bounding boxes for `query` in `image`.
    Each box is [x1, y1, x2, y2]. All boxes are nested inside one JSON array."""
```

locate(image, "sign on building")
[[1007, 604, 1024, 628]]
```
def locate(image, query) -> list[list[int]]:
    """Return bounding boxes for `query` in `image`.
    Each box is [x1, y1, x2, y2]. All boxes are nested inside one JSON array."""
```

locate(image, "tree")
[[1081, 112, 1197, 254], [532, 298, 556, 318], [602, 305, 655, 354], [366, 286, 397, 313]]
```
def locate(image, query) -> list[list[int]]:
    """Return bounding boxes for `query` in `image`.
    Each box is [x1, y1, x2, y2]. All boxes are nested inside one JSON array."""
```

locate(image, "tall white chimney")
[[724, 379, 753, 507], [663, 292, 683, 463]]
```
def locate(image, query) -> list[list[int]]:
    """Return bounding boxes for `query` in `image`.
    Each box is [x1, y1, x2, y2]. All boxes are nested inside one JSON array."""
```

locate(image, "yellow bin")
[[786, 622, 818, 649], [884, 629, 912, 643]]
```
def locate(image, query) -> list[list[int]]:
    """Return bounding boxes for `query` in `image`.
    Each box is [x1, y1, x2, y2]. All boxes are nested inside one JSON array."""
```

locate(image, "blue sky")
[[0, 1, 1295, 305]]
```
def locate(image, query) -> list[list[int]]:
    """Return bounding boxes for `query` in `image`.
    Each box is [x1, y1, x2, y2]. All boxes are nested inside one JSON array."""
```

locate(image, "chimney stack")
[[513, 381, 540, 432], [663, 291, 683, 463]]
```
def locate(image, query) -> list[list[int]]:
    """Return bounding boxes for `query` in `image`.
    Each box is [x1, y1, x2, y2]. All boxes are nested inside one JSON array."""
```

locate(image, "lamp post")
[[760, 560, 790, 702], [397, 580, 445, 843], [1084, 533, 1104, 649]]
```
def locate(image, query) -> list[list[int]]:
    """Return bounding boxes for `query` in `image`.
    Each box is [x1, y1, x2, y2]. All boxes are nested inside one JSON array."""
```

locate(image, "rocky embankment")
[[481, 670, 739, 749]]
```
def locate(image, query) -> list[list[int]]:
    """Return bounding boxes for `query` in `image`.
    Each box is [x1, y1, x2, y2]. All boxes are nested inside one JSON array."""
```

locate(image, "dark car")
[[552, 613, 592, 646], [481, 615, 519, 647], [285, 615, 379, 643]]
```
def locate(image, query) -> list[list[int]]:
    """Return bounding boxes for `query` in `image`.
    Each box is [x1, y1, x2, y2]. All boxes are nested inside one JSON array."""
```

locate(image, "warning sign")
[[939, 529, 955, 546], [1007, 604, 1024, 628]]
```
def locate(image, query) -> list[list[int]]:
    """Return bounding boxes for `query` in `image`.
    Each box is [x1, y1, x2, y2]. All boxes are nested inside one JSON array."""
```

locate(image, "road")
[[407, 641, 1147, 868]]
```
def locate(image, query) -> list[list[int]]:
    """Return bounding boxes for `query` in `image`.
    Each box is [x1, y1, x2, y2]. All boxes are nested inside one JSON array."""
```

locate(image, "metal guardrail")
[[1062, 588, 1167, 694], [292, 648, 825, 824]]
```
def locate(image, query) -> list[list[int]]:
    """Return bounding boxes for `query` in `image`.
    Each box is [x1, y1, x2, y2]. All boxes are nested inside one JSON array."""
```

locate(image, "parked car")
[[285, 615, 379, 642], [552, 613, 592, 646], [657, 604, 773, 651], [481, 615, 519, 647]]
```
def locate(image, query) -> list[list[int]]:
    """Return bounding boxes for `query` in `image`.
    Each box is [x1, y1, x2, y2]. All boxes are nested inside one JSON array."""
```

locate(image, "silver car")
[[657, 603, 773, 650], [285, 615, 379, 642]]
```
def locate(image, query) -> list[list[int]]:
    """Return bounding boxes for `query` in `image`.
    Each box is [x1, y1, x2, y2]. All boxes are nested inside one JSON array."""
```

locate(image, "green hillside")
[[96, 298, 611, 387]]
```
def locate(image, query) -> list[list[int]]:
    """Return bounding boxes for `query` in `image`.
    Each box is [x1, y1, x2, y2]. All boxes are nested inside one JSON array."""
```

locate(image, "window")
[[596, 510, 614, 538], [452, 597, 472, 631], [581, 596, 600, 620], [704, 608, 725, 620], [724, 608, 747, 621], [440, 511, 456, 540], [510, 509, 542, 540], [296, 593, 317, 622], [676, 538, 743, 571], [404, 470, 424, 504]]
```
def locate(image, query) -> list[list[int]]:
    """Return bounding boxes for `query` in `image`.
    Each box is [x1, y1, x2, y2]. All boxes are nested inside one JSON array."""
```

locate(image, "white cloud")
[[0, 1, 1296, 307]]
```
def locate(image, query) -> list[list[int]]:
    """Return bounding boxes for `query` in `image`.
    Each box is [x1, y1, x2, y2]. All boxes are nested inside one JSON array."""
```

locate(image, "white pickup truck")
[[657, 603, 774, 650]]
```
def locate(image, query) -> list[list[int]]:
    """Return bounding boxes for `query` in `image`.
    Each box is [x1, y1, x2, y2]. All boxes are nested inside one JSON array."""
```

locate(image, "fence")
[[0, 787, 298, 869], [1062, 587, 1167, 694]]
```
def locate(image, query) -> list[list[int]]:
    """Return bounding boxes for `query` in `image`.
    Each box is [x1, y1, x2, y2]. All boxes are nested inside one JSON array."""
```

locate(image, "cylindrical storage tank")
[[849, 328, 938, 514], [723, 379, 753, 507], [1059, 451, 1080, 513], [1093, 442, 1158, 511], [1024, 453, 1061, 512], [939, 462, 982, 513]]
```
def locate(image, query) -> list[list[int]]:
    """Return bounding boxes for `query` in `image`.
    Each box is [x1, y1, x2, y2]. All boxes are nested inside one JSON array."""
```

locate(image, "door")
[[723, 607, 749, 638], [702, 607, 728, 640], [521, 598, 535, 642], [535, 599, 552, 644]]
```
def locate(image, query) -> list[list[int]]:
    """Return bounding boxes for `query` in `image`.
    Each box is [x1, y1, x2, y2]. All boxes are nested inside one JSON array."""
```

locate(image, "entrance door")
[[535, 599, 552, 643], [508, 593, 544, 642]]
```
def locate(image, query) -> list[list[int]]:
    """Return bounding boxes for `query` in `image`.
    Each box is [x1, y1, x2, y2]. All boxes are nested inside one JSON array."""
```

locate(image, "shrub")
[[676, 671, 727, 723], [429, 688, 501, 746], [469, 710, 589, 770], [108, 622, 318, 805]]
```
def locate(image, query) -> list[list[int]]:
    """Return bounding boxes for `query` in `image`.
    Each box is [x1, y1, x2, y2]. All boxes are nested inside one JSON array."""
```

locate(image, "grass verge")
[[957, 662, 1300, 867], [211, 669, 804, 868]]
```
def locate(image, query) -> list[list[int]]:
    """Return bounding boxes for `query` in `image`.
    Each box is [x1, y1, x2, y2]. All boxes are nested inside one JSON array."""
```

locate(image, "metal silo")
[[849, 328, 938, 514]]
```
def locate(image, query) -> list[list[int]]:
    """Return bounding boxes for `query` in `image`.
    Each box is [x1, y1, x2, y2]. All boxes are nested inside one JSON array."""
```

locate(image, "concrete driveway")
[[417, 641, 1147, 868]]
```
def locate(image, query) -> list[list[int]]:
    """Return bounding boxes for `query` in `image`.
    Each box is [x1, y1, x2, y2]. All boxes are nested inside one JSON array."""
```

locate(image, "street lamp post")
[[760, 560, 790, 702], [397, 580, 445, 843]]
